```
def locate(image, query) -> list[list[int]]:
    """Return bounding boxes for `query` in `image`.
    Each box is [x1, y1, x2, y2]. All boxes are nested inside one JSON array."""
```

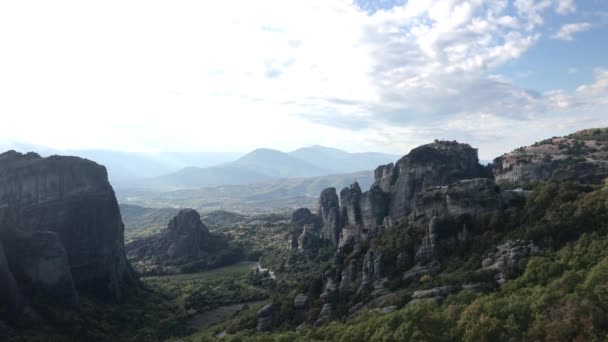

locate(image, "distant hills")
[[0, 142, 243, 185], [132, 147, 397, 190], [116, 170, 375, 214], [289, 145, 400, 174]]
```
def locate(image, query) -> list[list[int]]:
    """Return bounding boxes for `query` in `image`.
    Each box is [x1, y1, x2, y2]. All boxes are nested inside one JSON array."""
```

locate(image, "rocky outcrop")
[[256, 303, 275, 331], [166, 209, 210, 261], [291, 208, 321, 231], [340, 182, 363, 226], [126, 209, 211, 264], [297, 224, 317, 252], [359, 250, 383, 293], [318, 188, 342, 246], [339, 258, 359, 292], [360, 185, 389, 228], [410, 178, 503, 229], [415, 216, 439, 263], [374, 141, 486, 221], [492, 129, 608, 184], [0, 151, 139, 317], [482, 240, 540, 285]]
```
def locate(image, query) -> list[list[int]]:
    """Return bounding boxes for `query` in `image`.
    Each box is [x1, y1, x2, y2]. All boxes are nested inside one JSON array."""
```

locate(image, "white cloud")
[[555, 0, 576, 14], [0, 0, 605, 159], [551, 22, 592, 40]]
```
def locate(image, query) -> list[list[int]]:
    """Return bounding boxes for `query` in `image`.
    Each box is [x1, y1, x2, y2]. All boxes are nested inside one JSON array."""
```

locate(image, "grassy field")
[[143, 261, 258, 282]]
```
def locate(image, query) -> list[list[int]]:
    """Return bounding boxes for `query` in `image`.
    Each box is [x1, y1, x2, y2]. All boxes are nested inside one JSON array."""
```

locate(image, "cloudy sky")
[[1, 0, 607, 159]]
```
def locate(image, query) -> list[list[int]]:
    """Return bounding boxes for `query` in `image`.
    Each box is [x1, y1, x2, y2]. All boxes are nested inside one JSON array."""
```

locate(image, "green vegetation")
[[568, 128, 608, 142], [12, 178, 608, 341], [10, 288, 189, 342], [9, 263, 273, 342], [144, 262, 271, 313], [185, 181, 608, 341]]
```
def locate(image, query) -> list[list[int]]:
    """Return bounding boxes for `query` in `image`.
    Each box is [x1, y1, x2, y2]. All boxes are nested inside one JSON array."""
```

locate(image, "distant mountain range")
[[0, 142, 243, 185], [1, 142, 398, 190], [133, 146, 398, 190]]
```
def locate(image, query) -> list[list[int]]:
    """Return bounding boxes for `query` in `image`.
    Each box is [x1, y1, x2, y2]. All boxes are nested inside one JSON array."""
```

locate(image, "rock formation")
[[482, 240, 540, 285], [317, 188, 342, 246], [374, 140, 486, 221], [360, 185, 389, 228], [126, 209, 211, 265], [409, 178, 509, 235], [0, 150, 139, 323], [492, 129, 608, 184], [166, 209, 210, 261], [340, 182, 363, 226]]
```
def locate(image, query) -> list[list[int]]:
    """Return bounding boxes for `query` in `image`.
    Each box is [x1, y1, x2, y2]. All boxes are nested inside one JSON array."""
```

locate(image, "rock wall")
[[318, 188, 342, 246], [0, 151, 139, 323], [373, 141, 486, 221]]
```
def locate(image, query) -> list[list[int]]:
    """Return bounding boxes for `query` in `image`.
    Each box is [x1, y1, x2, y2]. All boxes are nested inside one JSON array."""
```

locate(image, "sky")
[[0, 0, 607, 160]]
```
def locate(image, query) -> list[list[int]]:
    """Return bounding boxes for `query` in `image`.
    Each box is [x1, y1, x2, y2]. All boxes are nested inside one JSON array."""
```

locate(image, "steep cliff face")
[[339, 182, 363, 226], [374, 141, 486, 221], [0, 151, 138, 301], [360, 185, 389, 228], [410, 178, 505, 230], [492, 128, 608, 184], [318, 188, 342, 246], [0, 150, 139, 322]]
